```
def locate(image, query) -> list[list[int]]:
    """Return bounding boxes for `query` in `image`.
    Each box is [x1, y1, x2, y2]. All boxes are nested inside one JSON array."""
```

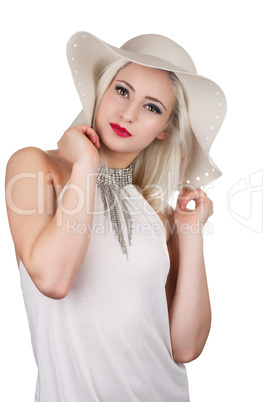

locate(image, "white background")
[[0, 0, 267, 400]]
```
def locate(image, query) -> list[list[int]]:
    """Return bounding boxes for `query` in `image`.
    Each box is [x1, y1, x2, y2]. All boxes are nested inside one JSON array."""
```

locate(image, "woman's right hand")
[[57, 125, 101, 165]]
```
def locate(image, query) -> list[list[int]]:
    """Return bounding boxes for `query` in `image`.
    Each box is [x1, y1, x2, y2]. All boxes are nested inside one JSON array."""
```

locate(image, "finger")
[[78, 125, 97, 138], [178, 188, 209, 212], [177, 193, 192, 211], [183, 188, 208, 206], [182, 188, 206, 198], [85, 132, 100, 148], [80, 126, 100, 148], [178, 188, 195, 206]]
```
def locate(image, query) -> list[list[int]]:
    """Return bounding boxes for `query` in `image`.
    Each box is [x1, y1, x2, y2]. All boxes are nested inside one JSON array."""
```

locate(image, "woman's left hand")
[[174, 188, 213, 234]]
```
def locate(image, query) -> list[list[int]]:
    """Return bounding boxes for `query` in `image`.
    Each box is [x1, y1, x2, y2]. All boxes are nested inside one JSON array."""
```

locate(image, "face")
[[95, 63, 175, 167]]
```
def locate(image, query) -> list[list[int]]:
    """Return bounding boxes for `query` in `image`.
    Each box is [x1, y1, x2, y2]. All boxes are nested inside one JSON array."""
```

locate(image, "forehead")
[[114, 63, 175, 101]]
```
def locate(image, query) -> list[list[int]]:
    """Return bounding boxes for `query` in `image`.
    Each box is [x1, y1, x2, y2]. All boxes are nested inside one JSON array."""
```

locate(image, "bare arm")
[[166, 188, 213, 363], [5, 125, 100, 299]]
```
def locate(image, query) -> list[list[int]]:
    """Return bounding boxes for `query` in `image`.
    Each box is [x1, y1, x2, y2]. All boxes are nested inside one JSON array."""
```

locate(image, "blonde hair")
[[93, 59, 192, 213]]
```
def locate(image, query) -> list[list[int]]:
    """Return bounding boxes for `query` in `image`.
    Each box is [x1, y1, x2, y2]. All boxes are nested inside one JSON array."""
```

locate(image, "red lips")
[[110, 123, 132, 138]]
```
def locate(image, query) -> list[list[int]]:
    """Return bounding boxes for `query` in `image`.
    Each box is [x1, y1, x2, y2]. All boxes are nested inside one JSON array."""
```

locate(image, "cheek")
[[94, 109, 101, 133], [141, 117, 166, 136]]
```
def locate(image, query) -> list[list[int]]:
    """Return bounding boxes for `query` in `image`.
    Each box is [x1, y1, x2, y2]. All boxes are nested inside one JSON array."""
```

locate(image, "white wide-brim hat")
[[67, 31, 227, 188]]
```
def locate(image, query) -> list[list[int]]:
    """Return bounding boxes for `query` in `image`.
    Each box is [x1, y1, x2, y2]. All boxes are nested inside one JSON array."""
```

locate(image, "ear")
[[156, 131, 169, 140]]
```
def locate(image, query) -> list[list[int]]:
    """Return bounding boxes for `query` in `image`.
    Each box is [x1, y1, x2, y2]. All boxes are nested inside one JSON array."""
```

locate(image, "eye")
[[115, 86, 129, 98], [145, 104, 162, 114]]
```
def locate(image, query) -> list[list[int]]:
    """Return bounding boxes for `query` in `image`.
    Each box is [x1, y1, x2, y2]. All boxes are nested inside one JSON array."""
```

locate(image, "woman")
[[5, 32, 226, 401]]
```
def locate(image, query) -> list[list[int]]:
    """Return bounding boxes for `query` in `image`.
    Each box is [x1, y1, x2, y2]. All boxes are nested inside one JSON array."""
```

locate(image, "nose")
[[120, 102, 138, 123]]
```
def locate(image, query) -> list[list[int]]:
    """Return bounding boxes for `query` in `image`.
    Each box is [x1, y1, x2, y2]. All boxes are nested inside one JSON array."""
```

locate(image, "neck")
[[98, 143, 139, 169]]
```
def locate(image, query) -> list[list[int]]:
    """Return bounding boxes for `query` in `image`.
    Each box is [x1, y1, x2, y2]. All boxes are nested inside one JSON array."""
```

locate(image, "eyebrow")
[[115, 80, 167, 111]]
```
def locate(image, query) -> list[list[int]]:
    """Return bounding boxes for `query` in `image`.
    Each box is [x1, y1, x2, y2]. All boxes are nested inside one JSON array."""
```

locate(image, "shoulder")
[[5, 147, 59, 182], [158, 204, 176, 245], [6, 147, 72, 195], [6, 146, 49, 169], [159, 205, 180, 276], [5, 147, 51, 191]]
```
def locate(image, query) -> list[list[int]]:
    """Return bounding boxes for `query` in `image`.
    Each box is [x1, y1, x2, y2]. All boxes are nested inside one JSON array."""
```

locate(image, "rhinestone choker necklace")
[[96, 163, 133, 258]]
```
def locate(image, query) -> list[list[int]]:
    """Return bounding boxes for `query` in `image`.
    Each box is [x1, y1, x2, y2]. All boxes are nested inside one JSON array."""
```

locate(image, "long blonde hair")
[[93, 59, 192, 213]]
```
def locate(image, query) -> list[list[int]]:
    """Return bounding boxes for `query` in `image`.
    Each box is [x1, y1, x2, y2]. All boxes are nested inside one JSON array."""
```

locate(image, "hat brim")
[[67, 31, 227, 188]]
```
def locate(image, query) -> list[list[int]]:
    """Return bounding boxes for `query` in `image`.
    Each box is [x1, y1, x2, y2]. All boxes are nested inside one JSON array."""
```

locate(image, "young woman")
[[5, 32, 226, 401]]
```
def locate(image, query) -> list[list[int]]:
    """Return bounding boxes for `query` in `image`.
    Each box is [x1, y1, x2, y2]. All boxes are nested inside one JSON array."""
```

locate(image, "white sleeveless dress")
[[20, 182, 189, 401]]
